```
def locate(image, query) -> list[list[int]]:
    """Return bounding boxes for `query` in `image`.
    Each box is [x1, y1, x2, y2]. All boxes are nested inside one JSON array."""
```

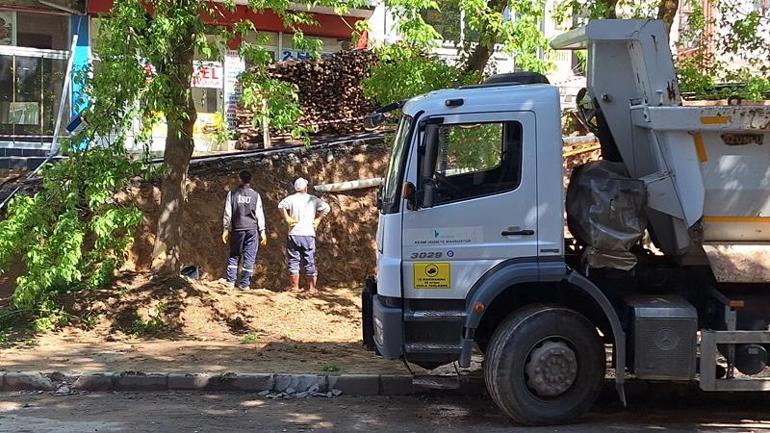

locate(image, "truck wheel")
[[484, 305, 605, 425]]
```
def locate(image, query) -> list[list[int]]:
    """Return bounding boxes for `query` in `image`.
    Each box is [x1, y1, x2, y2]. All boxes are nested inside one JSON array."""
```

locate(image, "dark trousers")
[[227, 230, 258, 288], [287, 235, 317, 276]]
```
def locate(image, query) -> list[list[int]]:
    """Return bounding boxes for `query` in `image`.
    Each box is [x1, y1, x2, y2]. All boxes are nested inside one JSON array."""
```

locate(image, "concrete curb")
[[0, 371, 483, 396]]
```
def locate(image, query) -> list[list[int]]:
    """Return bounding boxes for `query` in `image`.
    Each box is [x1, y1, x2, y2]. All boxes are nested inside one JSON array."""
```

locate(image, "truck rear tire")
[[484, 305, 605, 425]]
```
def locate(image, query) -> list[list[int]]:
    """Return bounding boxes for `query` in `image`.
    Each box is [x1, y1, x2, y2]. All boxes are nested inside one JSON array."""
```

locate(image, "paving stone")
[[272, 374, 326, 393], [168, 374, 211, 390], [115, 373, 167, 391], [54, 385, 72, 396], [327, 375, 380, 396], [4, 372, 55, 391], [47, 372, 67, 382], [205, 373, 238, 390], [380, 375, 415, 396], [72, 374, 114, 391], [232, 374, 274, 392]]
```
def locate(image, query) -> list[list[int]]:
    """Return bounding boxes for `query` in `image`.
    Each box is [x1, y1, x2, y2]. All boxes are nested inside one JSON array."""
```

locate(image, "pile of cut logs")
[[236, 49, 378, 147]]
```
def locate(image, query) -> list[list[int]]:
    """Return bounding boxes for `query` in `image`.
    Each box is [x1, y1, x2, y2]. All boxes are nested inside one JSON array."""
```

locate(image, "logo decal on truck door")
[[413, 262, 451, 289]]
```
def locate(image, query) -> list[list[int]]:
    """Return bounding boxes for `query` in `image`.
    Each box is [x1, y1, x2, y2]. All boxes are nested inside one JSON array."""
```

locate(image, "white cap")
[[294, 177, 308, 191]]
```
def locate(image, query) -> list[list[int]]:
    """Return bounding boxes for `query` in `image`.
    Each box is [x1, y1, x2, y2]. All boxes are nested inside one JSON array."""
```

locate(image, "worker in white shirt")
[[278, 177, 331, 293]]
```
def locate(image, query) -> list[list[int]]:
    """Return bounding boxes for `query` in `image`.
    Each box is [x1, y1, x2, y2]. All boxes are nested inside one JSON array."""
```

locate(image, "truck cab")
[[370, 80, 564, 362], [363, 19, 770, 426]]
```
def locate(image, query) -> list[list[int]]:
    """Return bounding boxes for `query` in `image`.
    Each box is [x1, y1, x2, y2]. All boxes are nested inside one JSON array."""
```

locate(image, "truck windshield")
[[381, 115, 413, 214]]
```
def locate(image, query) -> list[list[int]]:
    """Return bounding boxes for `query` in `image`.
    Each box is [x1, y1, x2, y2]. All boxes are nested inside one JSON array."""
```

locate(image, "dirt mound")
[[63, 272, 362, 343], [126, 142, 389, 291], [0, 271, 406, 374]]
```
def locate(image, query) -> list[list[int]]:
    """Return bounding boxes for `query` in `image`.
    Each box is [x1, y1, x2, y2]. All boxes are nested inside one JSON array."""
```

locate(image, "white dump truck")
[[361, 19, 770, 425]]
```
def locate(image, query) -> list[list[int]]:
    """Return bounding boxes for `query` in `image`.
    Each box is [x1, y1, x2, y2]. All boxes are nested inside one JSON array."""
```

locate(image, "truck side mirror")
[[364, 112, 386, 130], [375, 185, 383, 210], [419, 124, 440, 208], [402, 182, 417, 210]]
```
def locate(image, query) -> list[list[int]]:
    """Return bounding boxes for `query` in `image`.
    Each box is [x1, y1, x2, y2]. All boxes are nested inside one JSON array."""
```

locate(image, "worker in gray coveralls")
[[222, 170, 267, 289], [278, 177, 331, 293]]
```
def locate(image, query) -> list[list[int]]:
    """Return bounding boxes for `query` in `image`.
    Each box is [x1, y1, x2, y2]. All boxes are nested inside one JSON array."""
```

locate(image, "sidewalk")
[[0, 334, 408, 375]]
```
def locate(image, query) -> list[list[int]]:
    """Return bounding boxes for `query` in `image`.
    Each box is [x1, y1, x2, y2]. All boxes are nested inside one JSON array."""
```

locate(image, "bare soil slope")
[[126, 141, 388, 291], [1, 272, 405, 374]]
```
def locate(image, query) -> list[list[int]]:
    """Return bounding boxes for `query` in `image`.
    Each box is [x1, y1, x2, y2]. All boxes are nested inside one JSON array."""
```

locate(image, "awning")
[[87, 0, 370, 39]]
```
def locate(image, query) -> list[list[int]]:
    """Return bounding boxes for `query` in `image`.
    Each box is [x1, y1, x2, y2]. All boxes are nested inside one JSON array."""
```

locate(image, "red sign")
[[192, 61, 223, 88]]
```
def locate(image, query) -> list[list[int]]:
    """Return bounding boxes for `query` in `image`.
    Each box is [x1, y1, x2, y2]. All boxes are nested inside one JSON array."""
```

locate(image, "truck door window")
[[380, 115, 414, 214], [421, 121, 522, 205]]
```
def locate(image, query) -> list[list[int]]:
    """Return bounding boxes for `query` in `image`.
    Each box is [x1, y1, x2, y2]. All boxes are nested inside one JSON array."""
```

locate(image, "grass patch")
[[240, 333, 259, 344], [322, 363, 340, 373], [130, 304, 167, 336]]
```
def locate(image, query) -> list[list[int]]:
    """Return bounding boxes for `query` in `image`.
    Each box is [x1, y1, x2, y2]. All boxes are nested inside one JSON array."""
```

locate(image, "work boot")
[[216, 278, 234, 288], [288, 274, 300, 292]]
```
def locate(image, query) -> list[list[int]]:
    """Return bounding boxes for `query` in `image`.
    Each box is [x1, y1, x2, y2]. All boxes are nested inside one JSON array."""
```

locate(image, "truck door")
[[401, 111, 538, 300]]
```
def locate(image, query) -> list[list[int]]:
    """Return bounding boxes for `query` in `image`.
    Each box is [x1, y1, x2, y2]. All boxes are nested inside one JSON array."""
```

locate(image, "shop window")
[[193, 87, 222, 115], [16, 12, 69, 50], [89, 17, 103, 52], [242, 31, 278, 64], [243, 31, 279, 49], [281, 34, 347, 61], [0, 52, 68, 139], [192, 29, 225, 115]]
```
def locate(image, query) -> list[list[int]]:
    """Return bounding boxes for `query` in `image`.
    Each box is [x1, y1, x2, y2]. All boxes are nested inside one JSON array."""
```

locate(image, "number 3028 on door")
[[410, 251, 443, 259]]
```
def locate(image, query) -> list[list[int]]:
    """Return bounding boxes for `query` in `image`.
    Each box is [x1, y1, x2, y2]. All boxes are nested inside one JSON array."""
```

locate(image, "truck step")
[[404, 343, 462, 354], [403, 310, 466, 322], [412, 375, 460, 390]]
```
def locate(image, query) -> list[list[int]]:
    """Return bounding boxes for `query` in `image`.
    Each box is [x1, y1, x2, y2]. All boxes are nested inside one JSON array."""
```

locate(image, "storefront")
[[0, 1, 87, 151], [87, 0, 372, 153]]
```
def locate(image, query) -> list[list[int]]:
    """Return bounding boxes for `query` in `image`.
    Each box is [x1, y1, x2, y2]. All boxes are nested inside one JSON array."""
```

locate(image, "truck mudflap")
[[362, 276, 376, 351], [361, 277, 403, 358]]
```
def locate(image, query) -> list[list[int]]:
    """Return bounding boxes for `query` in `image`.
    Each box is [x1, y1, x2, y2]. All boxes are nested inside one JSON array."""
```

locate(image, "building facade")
[[87, 0, 371, 153], [11, 0, 754, 162], [0, 0, 88, 167], [0, 0, 370, 161]]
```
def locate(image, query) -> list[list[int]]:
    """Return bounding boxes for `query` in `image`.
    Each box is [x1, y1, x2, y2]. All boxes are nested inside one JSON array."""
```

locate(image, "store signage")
[[224, 51, 245, 130], [280, 49, 332, 61], [192, 61, 224, 88], [66, 114, 88, 136]]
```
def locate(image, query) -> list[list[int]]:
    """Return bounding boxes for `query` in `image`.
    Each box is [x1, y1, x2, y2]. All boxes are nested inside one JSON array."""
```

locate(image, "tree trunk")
[[657, 0, 679, 34], [151, 34, 197, 275], [462, 0, 508, 75], [464, 43, 496, 75]]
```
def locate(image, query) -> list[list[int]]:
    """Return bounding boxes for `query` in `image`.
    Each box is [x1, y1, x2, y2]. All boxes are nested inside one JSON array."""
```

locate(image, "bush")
[[0, 144, 144, 324], [363, 44, 480, 106]]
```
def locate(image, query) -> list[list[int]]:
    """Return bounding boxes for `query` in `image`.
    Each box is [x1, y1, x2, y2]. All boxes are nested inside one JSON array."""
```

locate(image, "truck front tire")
[[484, 305, 605, 425]]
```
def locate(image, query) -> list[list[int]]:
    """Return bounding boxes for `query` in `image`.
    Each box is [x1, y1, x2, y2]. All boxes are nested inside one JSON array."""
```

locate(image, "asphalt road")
[[1, 391, 769, 433]]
